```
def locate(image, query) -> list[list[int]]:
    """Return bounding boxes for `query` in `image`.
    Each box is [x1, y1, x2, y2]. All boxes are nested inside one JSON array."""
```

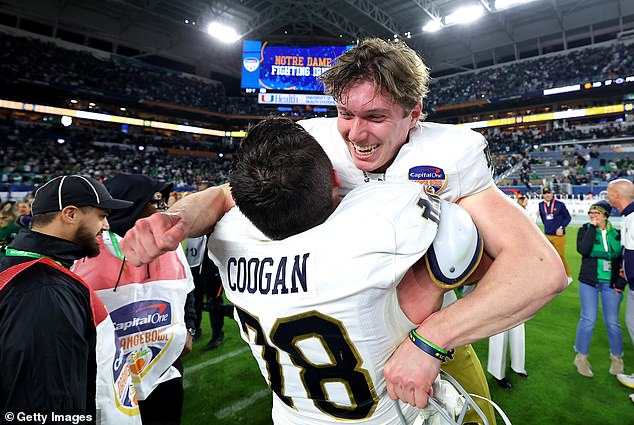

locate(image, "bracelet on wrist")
[[408, 330, 455, 362]]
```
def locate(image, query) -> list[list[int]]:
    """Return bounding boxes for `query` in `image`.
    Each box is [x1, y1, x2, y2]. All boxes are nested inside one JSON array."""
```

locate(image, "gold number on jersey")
[[417, 194, 440, 225], [235, 307, 378, 420]]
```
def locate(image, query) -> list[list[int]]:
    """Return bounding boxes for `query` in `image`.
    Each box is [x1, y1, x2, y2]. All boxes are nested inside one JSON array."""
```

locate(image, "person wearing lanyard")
[[539, 187, 573, 283], [72, 174, 194, 425], [573, 200, 626, 378], [0, 175, 141, 424]]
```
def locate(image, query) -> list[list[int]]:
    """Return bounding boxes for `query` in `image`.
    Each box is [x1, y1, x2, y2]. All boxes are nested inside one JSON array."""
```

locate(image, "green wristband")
[[409, 330, 455, 362]]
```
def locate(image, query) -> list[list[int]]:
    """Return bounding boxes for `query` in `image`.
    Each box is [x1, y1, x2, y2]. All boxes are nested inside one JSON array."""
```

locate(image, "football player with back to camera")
[[119, 38, 567, 422], [207, 117, 497, 424]]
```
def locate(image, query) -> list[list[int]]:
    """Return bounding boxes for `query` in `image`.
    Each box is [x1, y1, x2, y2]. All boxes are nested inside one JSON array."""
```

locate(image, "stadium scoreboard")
[[241, 40, 352, 92]]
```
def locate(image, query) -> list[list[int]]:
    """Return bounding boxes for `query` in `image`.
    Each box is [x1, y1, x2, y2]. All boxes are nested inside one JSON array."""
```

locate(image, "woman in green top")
[[574, 200, 627, 378]]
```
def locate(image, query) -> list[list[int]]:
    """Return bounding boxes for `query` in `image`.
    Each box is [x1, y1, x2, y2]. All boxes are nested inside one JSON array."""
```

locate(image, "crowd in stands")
[[429, 41, 634, 110], [0, 118, 232, 188], [3, 115, 634, 196], [0, 32, 259, 116], [484, 122, 634, 183], [1, 31, 633, 117]]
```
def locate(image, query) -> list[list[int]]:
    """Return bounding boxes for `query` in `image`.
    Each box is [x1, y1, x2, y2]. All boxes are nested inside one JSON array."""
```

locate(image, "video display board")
[[241, 40, 352, 91]]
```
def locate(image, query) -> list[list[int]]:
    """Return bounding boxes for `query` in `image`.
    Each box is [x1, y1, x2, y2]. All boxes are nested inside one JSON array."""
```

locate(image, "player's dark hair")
[[230, 118, 334, 240]]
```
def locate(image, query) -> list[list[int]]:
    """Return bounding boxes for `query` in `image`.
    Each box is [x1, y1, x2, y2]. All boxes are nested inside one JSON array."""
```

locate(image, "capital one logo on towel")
[[111, 300, 172, 336]]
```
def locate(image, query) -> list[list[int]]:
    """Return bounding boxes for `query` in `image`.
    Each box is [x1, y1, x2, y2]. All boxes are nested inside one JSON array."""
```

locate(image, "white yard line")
[[215, 388, 271, 419], [183, 346, 250, 389]]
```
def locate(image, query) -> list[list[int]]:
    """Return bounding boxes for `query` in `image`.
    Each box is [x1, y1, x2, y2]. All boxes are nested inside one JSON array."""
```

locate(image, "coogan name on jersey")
[[226, 253, 310, 295]]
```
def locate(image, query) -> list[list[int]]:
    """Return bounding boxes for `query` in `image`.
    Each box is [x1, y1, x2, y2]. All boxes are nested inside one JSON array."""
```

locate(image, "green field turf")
[[181, 225, 634, 424]]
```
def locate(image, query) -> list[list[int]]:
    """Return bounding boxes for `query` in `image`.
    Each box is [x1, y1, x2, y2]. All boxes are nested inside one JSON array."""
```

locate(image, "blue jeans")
[[575, 281, 624, 356]]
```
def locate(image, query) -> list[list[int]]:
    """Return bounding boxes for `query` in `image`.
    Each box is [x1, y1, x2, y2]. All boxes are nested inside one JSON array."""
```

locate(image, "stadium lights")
[[495, 0, 537, 10], [61, 115, 72, 127], [207, 22, 240, 43], [445, 5, 485, 25], [423, 20, 443, 33]]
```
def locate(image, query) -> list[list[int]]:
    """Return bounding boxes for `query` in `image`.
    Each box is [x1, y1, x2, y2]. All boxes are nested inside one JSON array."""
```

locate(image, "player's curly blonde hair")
[[319, 38, 430, 116]]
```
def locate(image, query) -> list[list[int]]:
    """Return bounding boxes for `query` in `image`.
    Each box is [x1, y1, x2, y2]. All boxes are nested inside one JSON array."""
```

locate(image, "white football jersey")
[[208, 183, 440, 424], [299, 117, 494, 202]]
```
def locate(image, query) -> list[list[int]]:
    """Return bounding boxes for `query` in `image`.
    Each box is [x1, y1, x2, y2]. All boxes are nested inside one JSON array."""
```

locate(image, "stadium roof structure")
[[0, 0, 632, 79]]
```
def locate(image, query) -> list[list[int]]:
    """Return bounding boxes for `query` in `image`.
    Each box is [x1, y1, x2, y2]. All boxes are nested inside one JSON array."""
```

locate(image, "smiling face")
[[336, 80, 421, 173]]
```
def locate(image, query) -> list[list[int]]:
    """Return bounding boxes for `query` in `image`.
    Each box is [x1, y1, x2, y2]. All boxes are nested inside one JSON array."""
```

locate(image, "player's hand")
[[120, 212, 189, 266], [555, 227, 564, 236], [384, 337, 440, 408], [181, 333, 193, 357]]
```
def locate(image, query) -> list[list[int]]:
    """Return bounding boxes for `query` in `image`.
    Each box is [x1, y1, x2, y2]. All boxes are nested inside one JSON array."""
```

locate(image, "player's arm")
[[423, 185, 565, 344], [398, 200, 492, 324], [385, 186, 566, 408], [120, 184, 235, 266]]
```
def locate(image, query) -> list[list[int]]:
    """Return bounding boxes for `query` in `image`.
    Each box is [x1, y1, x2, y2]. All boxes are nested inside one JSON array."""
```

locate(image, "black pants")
[[138, 359, 184, 425], [192, 255, 224, 339]]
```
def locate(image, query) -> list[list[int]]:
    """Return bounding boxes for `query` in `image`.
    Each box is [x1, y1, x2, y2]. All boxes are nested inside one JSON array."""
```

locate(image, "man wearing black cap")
[[0, 175, 141, 424], [539, 187, 572, 284], [73, 174, 194, 425]]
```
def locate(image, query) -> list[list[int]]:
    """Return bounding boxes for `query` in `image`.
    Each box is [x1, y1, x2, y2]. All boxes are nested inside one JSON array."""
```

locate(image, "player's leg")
[[443, 344, 497, 425]]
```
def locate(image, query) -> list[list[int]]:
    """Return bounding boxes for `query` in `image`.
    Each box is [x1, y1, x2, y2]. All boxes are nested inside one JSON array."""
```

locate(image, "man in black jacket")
[[0, 175, 134, 422]]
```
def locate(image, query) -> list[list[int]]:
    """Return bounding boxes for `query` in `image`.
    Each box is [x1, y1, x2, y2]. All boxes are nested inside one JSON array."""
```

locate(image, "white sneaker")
[[567, 276, 573, 286], [617, 373, 634, 388], [629, 393, 634, 403]]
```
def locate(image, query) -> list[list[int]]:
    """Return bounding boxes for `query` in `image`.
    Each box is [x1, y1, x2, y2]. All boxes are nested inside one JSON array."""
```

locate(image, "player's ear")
[[332, 169, 342, 189], [409, 104, 422, 127], [330, 169, 342, 208]]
